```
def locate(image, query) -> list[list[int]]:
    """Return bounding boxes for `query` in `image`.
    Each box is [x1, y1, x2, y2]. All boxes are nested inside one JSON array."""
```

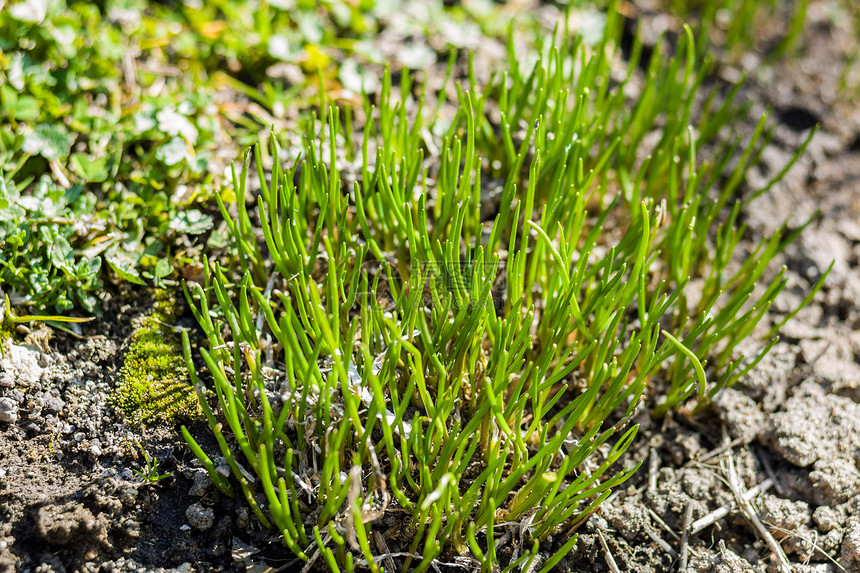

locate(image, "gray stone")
[[185, 503, 215, 531], [0, 397, 17, 424], [43, 395, 63, 414], [0, 344, 43, 387], [188, 470, 213, 497]]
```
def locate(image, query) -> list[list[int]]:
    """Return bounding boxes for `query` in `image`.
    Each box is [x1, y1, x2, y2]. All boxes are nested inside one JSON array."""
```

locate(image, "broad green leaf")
[[70, 153, 109, 182], [169, 209, 213, 235], [49, 235, 74, 274], [22, 124, 75, 161], [0, 177, 10, 210], [154, 258, 172, 278], [13, 96, 40, 122], [106, 252, 145, 285], [156, 136, 191, 166], [75, 257, 101, 285]]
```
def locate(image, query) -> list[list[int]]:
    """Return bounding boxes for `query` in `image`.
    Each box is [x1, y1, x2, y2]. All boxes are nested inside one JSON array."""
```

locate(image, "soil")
[[2, 1, 860, 572]]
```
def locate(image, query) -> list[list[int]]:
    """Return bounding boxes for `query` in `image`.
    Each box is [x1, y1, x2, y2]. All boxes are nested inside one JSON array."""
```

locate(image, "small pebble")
[[185, 503, 215, 531], [188, 471, 213, 497], [43, 395, 64, 414], [0, 397, 18, 424], [0, 371, 13, 387]]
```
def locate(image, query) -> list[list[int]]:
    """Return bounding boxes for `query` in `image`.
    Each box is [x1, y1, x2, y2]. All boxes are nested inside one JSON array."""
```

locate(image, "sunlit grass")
[[178, 6, 825, 573]]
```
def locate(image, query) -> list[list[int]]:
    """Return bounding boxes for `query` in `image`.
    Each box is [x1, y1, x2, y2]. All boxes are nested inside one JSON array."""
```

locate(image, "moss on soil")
[[113, 290, 200, 427]]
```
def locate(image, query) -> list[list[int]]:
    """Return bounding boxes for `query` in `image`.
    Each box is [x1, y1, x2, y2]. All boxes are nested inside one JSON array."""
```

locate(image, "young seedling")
[[131, 440, 174, 485]]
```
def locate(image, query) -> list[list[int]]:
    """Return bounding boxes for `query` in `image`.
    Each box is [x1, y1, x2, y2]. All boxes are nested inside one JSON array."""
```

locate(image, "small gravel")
[[185, 503, 215, 531], [0, 397, 17, 424]]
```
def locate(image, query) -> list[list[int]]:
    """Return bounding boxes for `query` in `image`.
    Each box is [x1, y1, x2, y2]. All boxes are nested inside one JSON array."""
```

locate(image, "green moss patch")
[[113, 292, 200, 427]]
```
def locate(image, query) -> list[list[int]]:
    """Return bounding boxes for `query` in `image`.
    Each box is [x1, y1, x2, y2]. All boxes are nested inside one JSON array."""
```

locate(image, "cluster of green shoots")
[[179, 13, 825, 573]]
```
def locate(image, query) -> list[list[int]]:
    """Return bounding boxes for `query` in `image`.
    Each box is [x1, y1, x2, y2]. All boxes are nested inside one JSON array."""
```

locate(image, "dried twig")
[[690, 437, 744, 465], [766, 524, 847, 571], [517, 513, 540, 573], [679, 502, 693, 571], [49, 160, 71, 189], [597, 529, 621, 573], [756, 446, 789, 497], [645, 525, 678, 559], [345, 465, 362, 551], [299, 545, 322, 573], [691, 477, 773, 534], [122, 48, 138, 90], [649, 447, 659, 493], [647, 508, 681, 541], [354, 552, 422, 567], [723, 456, 790, 573], [522, 552, 540, 573], [374, 531, 397, 573]]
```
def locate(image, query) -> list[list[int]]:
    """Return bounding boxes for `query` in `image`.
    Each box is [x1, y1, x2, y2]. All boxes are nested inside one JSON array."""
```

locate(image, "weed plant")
[[0, 0, 548, 315], [180, 12, 825, 573], [130, 439, 174, 484], [0, 175, 103, 312]]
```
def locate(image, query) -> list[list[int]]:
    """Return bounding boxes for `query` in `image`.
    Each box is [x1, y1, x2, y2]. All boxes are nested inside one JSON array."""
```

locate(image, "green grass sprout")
[[178, 6, 825, 572], [131, 439, 175, 485]]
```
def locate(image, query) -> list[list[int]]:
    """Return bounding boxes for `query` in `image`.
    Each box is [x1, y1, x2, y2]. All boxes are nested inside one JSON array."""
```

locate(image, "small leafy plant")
[[0, 175, 103, 313], [0, 0, 554, 318], [131, 440, 174, 485], [179, 11, 826, 573]]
